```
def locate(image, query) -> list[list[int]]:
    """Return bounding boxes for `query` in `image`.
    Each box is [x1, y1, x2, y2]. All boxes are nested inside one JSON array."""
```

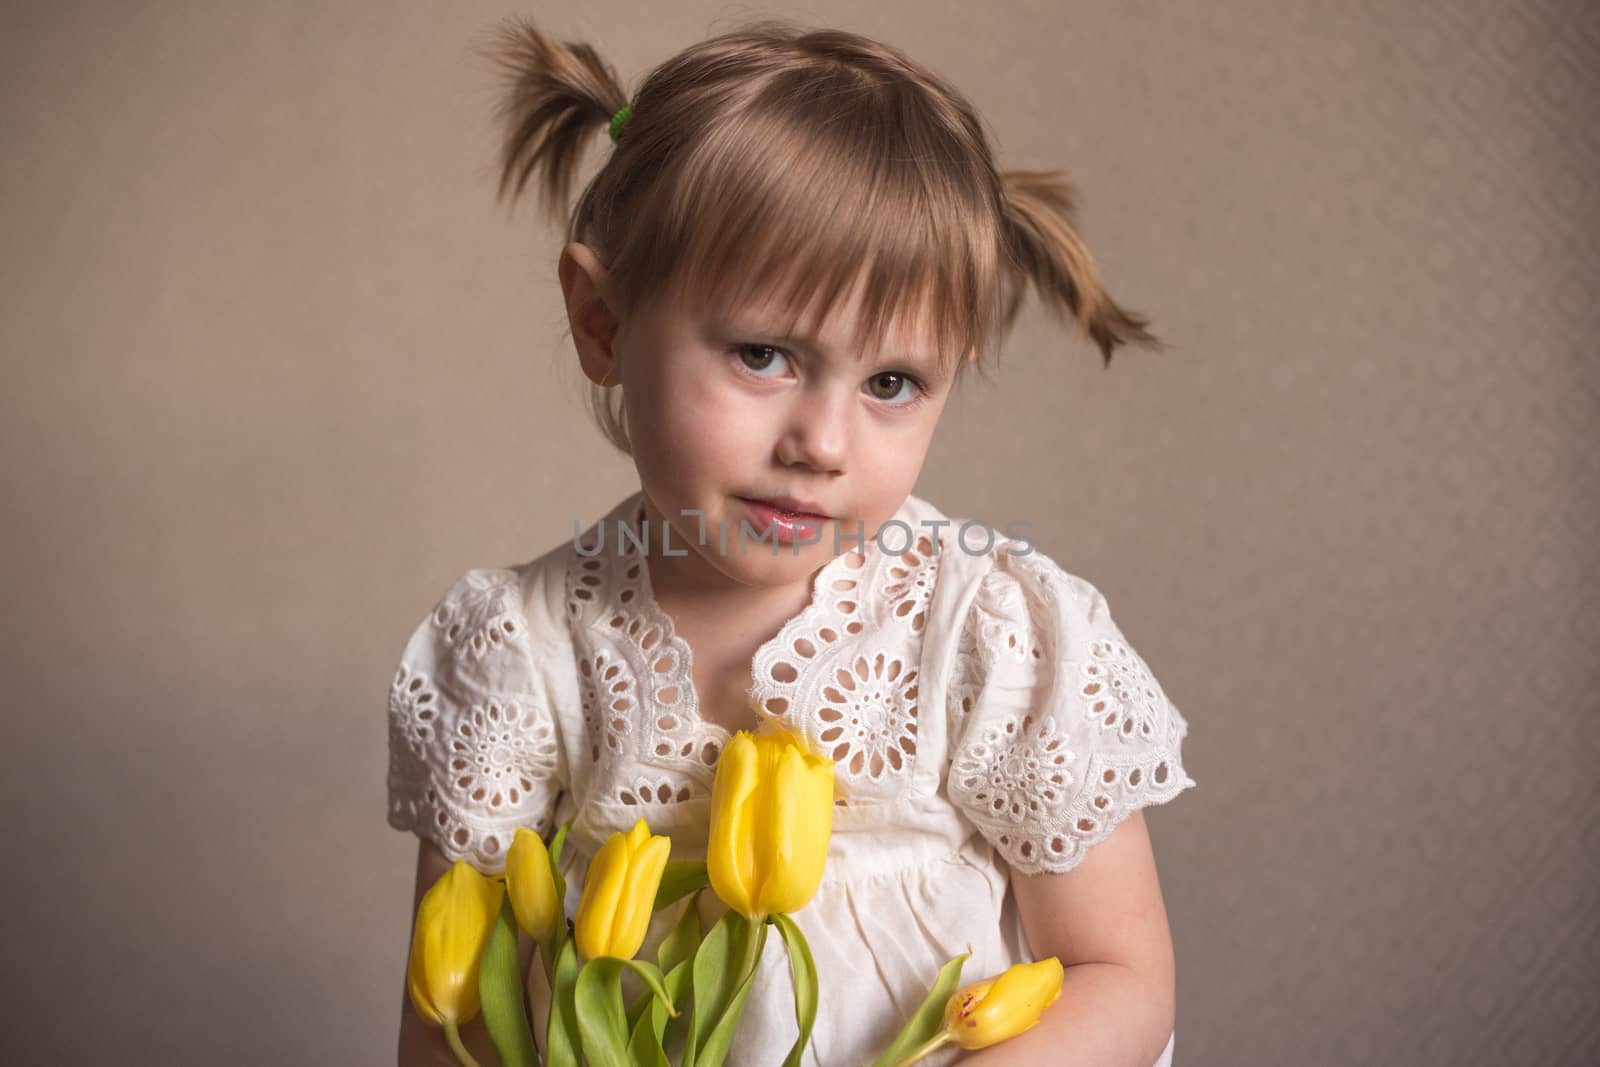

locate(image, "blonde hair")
[[478, 17, 1162, 455]]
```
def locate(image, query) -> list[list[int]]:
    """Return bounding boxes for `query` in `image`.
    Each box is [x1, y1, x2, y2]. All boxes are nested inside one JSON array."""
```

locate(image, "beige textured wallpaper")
[[2, 2, 1595, 1064]]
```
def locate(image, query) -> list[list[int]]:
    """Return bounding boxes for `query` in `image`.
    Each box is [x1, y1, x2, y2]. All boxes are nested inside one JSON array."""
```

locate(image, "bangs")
[[613, 71, 1003, 379]]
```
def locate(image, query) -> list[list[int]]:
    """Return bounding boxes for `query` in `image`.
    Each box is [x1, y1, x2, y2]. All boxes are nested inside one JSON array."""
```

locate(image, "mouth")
[[737, 495, 832, 520]]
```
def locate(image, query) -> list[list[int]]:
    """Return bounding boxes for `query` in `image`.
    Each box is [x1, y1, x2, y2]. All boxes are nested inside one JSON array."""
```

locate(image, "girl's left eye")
[[732, 344, 927, 408], [864, 371, 924, 406], [734, 344, 790, 377]]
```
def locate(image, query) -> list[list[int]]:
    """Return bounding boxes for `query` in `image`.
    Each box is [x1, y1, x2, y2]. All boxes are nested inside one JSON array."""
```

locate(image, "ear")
[[558, 242, 623, 387]]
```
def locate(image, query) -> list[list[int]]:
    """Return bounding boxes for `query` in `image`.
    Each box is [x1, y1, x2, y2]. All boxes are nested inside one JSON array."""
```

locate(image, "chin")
[[717, 536, 834, 585]]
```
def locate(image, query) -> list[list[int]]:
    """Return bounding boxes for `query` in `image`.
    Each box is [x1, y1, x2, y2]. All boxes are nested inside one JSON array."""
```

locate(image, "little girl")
[[390, 17, 1195, 1067]]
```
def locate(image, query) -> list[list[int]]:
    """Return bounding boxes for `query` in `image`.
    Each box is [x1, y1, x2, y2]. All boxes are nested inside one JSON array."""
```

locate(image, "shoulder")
[[407, 552, 569, 663], [897, 497, 1114, 716], [945, 521, 1156, 717], [901, 494, 1104, 635]]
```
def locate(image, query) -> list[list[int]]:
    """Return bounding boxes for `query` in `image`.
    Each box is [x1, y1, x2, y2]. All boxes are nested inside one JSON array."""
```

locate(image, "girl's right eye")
[[732, 344, 790, 377]]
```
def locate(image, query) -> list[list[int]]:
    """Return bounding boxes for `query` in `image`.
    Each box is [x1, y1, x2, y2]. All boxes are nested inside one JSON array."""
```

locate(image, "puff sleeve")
[[386, 567, 567, 874], [945, 545, 1195, 876]]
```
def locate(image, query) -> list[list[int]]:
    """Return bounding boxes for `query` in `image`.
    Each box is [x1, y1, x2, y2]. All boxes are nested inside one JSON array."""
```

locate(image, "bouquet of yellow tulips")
[[406, 725, 1064, 1067]]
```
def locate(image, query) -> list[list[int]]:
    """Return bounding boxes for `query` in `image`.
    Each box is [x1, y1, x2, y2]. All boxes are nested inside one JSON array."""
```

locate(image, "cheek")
[[646, 367, 767, 468], [859, 409, 944, 500]]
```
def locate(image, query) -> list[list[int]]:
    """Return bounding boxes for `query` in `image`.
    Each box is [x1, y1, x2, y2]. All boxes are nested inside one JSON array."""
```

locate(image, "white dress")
[[387, 490, 1194, 1067]]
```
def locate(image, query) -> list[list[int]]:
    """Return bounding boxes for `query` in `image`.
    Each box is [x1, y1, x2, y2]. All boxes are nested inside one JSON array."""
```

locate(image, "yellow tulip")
[[506, 826, 561, 943], [941, 958, 1065, 1049], [406, 858, 505, 1028], [707, 727, 835, 919], [574, 818, 671, 960]]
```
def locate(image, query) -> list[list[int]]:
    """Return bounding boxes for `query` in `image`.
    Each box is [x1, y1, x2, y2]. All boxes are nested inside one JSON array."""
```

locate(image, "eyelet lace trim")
[[569, 545, 722, 802], [754, 534, 941, 798], [1078, 636, 1166, 743], [387, 568, 561, 872], [431, 569, 523, 658], [567, 501, 941, 807], [947, 546, 1194, 875]]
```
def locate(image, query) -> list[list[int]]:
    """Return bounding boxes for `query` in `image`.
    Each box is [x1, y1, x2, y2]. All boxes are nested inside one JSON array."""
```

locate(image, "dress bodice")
[[386, 489, 1194, 1066]]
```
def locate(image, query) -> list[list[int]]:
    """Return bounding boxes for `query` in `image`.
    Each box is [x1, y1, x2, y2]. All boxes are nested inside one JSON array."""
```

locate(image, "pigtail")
[[998, 170, 1163, 368], [476, 17, 630, 227]]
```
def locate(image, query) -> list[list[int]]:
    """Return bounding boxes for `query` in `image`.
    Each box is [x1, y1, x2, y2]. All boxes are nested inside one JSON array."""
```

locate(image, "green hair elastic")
[[608, 105, 633, 144]]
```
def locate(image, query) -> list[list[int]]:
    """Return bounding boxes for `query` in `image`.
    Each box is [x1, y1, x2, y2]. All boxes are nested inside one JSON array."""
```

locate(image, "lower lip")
[[738, 498, 831, 544]]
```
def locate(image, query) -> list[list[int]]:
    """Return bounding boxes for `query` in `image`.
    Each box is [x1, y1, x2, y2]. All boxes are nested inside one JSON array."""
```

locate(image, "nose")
[[774, 384, 849, 475]]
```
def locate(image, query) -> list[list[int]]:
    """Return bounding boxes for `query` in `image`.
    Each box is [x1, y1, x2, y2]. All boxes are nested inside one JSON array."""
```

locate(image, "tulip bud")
[[707, 727, 835, 919], [506, 826, 561, 943], [941, 958, 1065, 1049], [407, 858, 505, 1027], [574, 818, 671, 960]]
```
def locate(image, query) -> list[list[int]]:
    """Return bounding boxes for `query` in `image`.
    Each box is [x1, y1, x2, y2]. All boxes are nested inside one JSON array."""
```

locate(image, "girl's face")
[[564, 244, 957, 593]]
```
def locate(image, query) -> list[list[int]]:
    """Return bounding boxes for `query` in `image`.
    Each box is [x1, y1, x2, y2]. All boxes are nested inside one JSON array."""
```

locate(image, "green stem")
[[541, 929, 560, 989], [443, 1018, 485, 1067], [737, 915, 765, 989], [883, 1029, 954, 1067]]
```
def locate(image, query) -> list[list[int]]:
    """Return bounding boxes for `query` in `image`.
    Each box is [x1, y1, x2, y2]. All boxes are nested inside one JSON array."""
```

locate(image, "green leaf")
[[478, 898, 540, 1067], [684, 909, 748, 1067], [575, 958, 631, 1067], [626, 958, 694, 1067], [654, 957, 693, 1041], [657, 893, 703, 975], [621, 954, 681, 1036], [771, 914, 819, 1067], [548, 817, 573, 866], [627, 981, 673, 1067], [656, 959, 694, 1062], [548, 818, 573, 903], [695, 920, 767, 1067], [868, 951, 970, 1067], [653, 860, 710, 911], [544, 934, 581, 1067], [626, 985, 654, 1037], [621, 958, 677, 1018]]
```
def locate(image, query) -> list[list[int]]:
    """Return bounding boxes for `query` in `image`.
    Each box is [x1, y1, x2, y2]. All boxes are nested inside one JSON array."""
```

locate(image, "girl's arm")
[[959, 812, 1177, 1067], [397, 839, 530, 1067]]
